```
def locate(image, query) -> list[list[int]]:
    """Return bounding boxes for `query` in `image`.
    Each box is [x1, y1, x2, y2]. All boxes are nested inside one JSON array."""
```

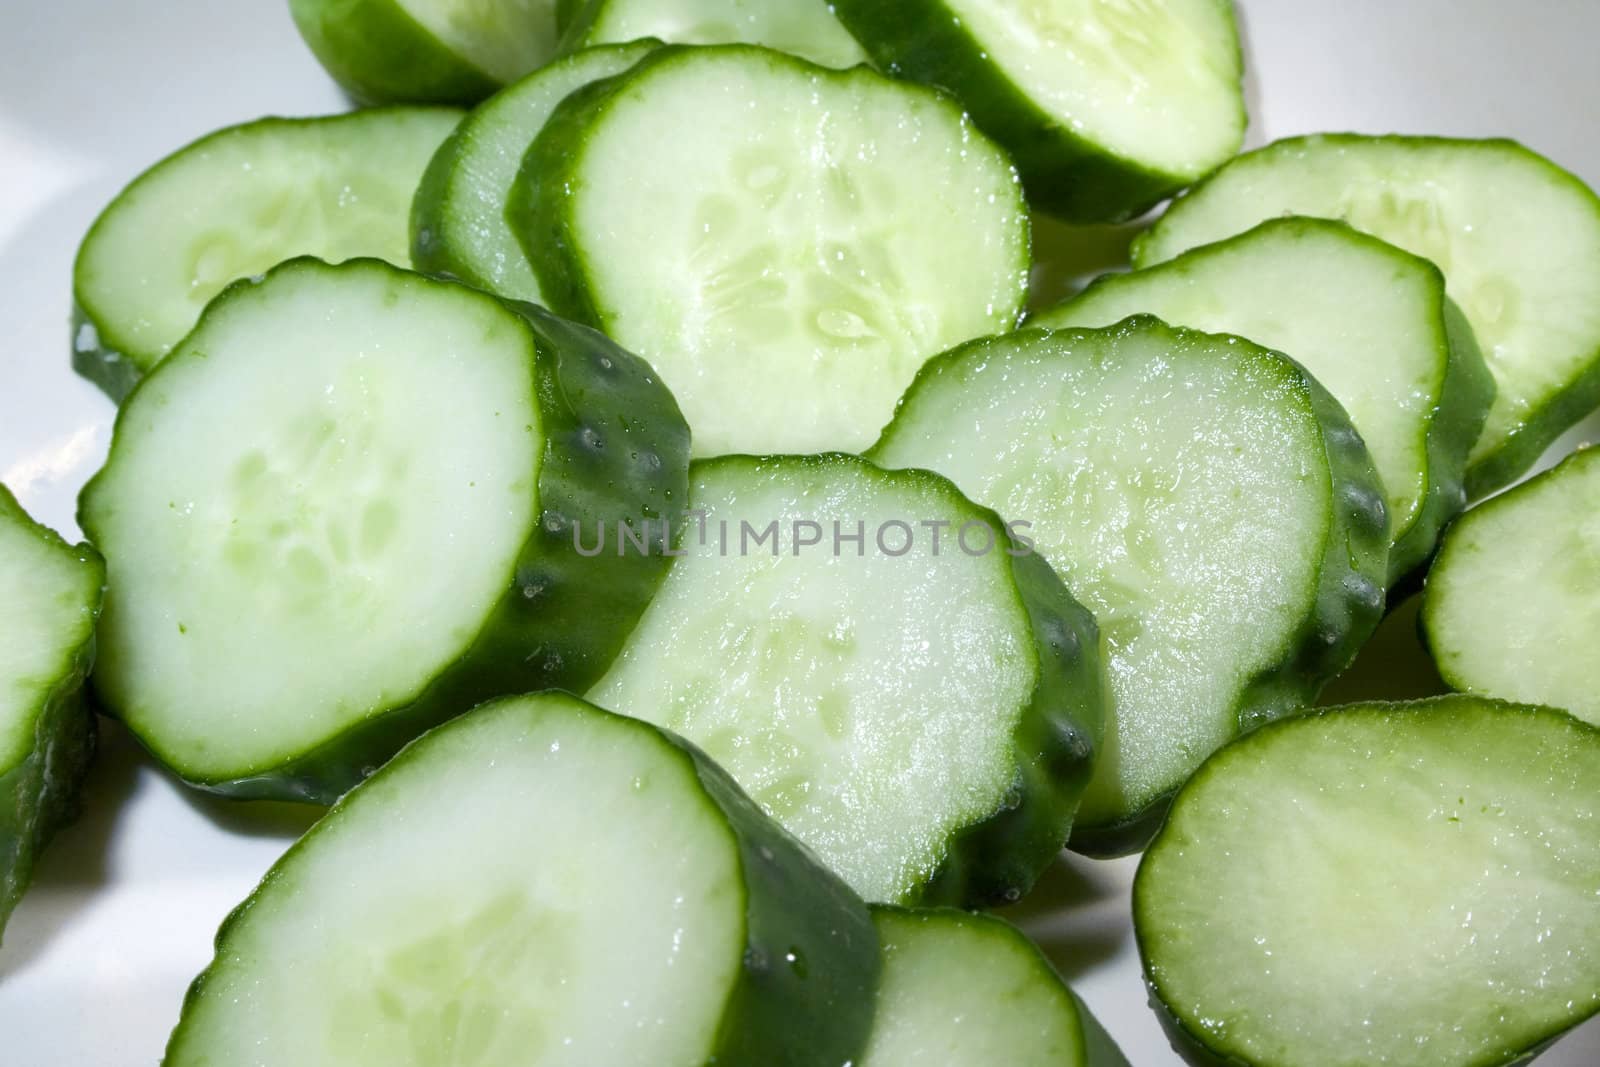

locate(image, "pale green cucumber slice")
[[863, 907, 1129, 1066], [560, 0, 867, 69], [1035, 217, 1495, 583], [1136, 134, 1600, 497], [413, 42, 659, 302], [517, 45, 1029, 457], [1423, 447, 1600, 725], [1137, 696, 1600, 1067], [73, 108, 462, 399], [397, 0, 560, 82], [870, 318, 1388, 854], [165, 692, 880, 1067], [588, 453, 1105, 904]]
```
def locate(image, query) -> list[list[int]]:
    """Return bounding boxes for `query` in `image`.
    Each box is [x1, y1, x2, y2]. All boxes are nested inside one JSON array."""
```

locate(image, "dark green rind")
[[0, 486, 104, 939], [1134, 697, 1600, 1067], [289, 0, 500, 105], [163, 693, 879, 1067], [555, 0, 587, 31], [827, 0, 1245, 222], [81, 258, 689, 804], [69, 303, 142, 404]]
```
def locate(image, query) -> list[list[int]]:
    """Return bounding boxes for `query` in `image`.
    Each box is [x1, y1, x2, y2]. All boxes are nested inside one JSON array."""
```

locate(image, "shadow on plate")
[[1001, 851, 1134, 981]]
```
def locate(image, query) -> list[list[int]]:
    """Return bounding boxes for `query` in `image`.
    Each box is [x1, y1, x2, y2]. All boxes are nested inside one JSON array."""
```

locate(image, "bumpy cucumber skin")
[[164, 694, 880, 1067], [0, 487, 104, 939], [1134, 697, 1600, 1067], [1134, 134, 1600, 499], [827, 0, 1245, 223], [81, 259, 689, 804], [289, 0, 501, 105]]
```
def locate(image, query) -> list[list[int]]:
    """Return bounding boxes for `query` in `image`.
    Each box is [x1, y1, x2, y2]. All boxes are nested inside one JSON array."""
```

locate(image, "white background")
[[1, 1, 1598, 1063]]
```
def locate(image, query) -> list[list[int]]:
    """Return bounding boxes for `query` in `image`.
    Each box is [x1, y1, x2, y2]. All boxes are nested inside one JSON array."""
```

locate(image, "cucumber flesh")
[[517, 45, 1029, 457], [412, 42, 658, 302], [863, 907, 1129, 1066], [396, 0, 561, 83], [589, 454, 1104, 904], [1036, 217, 1495, 583], [1137, 134, 1600, 496], [1137, 696, 1600, 1067], [1423, 447, 1600, 725], [74, 108, 462, 398], [870, 318, 1388, 854], [165, 692, 880, 1066], [560, 0, 867, 69]]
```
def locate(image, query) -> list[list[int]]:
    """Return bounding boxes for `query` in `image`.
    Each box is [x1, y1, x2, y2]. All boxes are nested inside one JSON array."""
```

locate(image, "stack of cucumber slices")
[[3, 1, 1599, 1065]]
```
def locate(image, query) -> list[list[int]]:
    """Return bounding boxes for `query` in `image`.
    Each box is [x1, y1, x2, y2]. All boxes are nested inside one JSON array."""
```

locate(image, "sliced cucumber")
[[291, 0, 562, 104], [1137, 696, 1600, 1067], [863, 907, 1129, 1066], [588, 454, 1105, 905], [516, 45, 1030, 457], [0, 486, 103, 938], [830, 0, 1245, 222], [79, 258, 689, 803], [165, 691, 880, 1067], [869, 318, 1388, 855], [73, 108, 462, 399], [412, 42, 659, 303], [1035, 218, 1495, 584], [1136, 134, 1600, 497], [1423, 447, 1600, 725], [560, 0, 867, 69]]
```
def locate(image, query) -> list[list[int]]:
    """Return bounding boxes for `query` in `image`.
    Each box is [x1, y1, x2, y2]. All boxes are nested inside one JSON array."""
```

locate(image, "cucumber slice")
[[516, 45, 1030, 457], [0, 486, 103, 938], [165, 691, 880, 1066], [1136, 696, 1600, 1067], [73, 108, 462, 400], [1035, 218, 1495, 584], [291, 0, 562, 105], [588, 454, 1105, 905], [829, 0, 1245, 222], [863, 907, 1129, 1066], [79, 258, 689, 803], [1136, 134, 1600, 497], [869, 318, 1388, 855], [560, 0, 868, 69], [412, 42, 659, 303], [1423, 447, 1600, 725]]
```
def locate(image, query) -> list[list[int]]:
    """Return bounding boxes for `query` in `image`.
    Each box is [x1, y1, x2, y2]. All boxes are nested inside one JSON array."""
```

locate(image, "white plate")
[[2, 2, 1598, 1063]]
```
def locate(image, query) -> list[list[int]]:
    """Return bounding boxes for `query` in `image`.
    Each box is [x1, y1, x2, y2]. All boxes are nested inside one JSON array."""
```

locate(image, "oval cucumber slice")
[[830, 0, 1246, 222], [560, 0, 867, 69], [1035, 217, 1495, 584], [412, 42, 659, 303], [588, 453, 1105, 905], [1136, 134, 1600, 497], [1137, 696, 1600, 1067], [73, 108, 462, 399], [165, 691, 880, 1067], [1423, 446, 1600, 724], [80, 258, 689, 802], [870, 318, 1388, 855], [0, 485, 103, 938], [516, 45, 1030, 457]]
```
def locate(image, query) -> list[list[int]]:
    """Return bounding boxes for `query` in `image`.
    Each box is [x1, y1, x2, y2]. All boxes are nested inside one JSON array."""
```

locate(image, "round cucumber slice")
[[588, 453, 1105, 905], [165, 691, 880, 1067], [870, 318, 1388, 855], [412, 41, 660, 303], [516, 45, 1030, 457], [80, 258, 689, 803], [1137, 696, 1600, 1067], [560, 0, 868, 69], [1423, 447, 1600, 725], [73, 108, 462, 400], [1035, 217, 1496, 584], [830, 0, 1246, 222], [1136, 134, 1600, 497], [290, 0, 562, 104], [0, 485, 103, 938]]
